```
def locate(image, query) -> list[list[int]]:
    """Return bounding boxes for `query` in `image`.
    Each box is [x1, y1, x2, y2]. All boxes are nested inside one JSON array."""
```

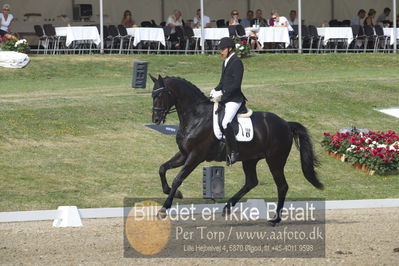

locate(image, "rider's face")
[[220, 48, 231, 59]]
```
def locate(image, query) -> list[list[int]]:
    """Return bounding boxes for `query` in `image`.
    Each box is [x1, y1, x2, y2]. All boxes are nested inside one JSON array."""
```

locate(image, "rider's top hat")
[[218, 37, 235, 50]]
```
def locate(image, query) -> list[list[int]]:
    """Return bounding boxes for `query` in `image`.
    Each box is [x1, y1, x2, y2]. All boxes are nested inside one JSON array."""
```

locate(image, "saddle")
[[213, 102, 254, 142]]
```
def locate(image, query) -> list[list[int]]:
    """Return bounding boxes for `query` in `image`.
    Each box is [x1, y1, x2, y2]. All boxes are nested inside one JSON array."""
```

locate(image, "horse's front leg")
[[159, 151, 187, 199], [158, 152, 204, 217], [223, 159, 260, 216]]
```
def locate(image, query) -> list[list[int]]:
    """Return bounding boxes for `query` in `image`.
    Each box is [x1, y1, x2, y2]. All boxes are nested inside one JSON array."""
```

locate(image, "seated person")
[[240, 10, 254, 27], [271, 11, 294, 37], [229, 9, 240, 26], [121, 10, 135, 28], [193, 9, 211, 28], [268, 10, 276, 26], [167, 10, 183, 49], [376, 7, 391, 25], [0, 4, 14, 37], [252, 9, 267, 26], [364, 9, 376, 26], [351, 9, 366, 26], [288, 10, 298, 26]]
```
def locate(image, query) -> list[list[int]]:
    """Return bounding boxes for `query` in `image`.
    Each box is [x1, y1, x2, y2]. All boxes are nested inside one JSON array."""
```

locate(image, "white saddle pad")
[[213, 103, 254, 142]]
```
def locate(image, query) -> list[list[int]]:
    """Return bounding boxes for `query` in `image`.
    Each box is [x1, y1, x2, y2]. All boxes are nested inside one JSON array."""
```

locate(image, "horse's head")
[[150, 74, 175, 125]]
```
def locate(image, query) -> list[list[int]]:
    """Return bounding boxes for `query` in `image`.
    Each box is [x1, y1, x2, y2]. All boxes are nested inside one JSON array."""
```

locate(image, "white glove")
[[213, 90, 223, 98], [210, 89, 223, 102], [209, 89, 215, 98]]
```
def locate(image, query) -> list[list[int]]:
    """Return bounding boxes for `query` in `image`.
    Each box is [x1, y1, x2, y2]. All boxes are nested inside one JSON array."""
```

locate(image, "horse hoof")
[[157, 207, 167, 219], [268, 217, 281, 226], [174, 190, 183, 199]]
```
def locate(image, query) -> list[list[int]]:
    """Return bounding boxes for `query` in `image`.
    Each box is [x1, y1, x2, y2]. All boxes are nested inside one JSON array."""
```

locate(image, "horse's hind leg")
[[223, 159, 260, 215], [266, 156, 289, 226], [159, 151, 186, 199]]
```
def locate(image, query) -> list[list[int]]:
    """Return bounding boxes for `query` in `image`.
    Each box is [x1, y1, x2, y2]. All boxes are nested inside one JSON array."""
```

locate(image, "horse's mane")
[[165, 76, 210, 103]]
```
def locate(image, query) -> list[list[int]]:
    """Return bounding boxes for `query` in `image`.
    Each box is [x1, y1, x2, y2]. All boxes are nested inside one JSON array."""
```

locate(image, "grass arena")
[[1, 54, 399, 265]]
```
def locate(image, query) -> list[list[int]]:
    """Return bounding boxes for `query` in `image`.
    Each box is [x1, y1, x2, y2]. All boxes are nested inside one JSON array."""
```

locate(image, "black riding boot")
[[225, 123, 239, 166]]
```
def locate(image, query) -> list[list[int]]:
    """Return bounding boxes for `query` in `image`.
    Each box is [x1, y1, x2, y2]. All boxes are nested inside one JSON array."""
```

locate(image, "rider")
[[210, 37, 246, 166]]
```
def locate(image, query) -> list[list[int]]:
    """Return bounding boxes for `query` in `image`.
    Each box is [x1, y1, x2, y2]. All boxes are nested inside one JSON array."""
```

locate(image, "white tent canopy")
[[11, 0, 397, 31], [8, 0, 397, 53]]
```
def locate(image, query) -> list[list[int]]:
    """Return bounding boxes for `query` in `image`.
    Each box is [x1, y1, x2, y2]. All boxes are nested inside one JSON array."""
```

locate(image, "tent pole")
[[201, 0, 205, 54], [161, 0, 165, 22], [298, 0, 302, 54], [247, 0, 251, 11], [394, 0, 397, 53], [99, 0, 104, 54]]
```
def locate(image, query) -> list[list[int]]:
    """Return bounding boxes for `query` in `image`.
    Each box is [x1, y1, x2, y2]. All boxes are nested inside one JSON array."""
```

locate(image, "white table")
[[257, 27, 290, 48], [383, 28, 399, 45], [193, 28, 229, 40], [317, 27, 353, 46], [55, 26, 101, 47], [126, 27, 165, 47]]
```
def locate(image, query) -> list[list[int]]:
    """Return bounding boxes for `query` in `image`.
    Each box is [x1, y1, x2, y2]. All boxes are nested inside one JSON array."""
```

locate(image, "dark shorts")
[[0, 29, 8, 37]]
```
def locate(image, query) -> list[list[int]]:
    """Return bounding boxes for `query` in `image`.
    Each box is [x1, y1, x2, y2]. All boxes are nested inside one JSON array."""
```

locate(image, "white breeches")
[[222, 101, 242, 129]]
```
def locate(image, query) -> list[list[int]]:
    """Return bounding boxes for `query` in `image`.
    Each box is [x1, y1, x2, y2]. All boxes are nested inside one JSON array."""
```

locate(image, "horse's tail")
[[288, 122, 324, 190]]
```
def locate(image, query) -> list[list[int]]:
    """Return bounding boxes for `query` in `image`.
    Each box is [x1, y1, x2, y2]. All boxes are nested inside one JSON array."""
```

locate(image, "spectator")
[[252, 9, 267, 26], [376, 7, 391, 25], [0, 4, 14, 37], [167, 10, 183, 49], [229, 9, 240, 26], [240, 10, 254, 27], [268, 10, 277, 26], [288, 10, 298, 26], [364, 9, 376, 26], [271, 10, 293, 32], [121, 10, 135, 28], [193, 9, 211, 28], [351, 9, 366, 26]]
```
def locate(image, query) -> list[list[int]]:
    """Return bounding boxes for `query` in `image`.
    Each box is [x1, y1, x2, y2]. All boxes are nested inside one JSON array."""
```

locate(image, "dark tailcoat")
[[215, 54, 246, 104]]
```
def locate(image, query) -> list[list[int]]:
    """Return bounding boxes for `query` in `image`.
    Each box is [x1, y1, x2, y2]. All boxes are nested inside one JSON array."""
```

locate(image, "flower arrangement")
[[0, 36, 30, 53], [321, 129, 399, 175], [234, 39, 250, 58]]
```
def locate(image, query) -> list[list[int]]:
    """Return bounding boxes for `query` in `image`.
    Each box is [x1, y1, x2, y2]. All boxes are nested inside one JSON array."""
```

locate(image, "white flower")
[[235, 43, 240, 48], [14, 39, 28, 47], [239, 46, 244, 50]]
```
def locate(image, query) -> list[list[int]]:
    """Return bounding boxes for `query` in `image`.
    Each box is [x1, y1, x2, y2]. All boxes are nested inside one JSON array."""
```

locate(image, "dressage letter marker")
[[145, 124, 179, 135], [132, 61, 148, 88]]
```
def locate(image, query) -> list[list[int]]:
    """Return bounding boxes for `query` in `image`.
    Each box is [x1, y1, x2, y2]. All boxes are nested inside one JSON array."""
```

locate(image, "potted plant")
[[234, 39, 250, 58], [0, 36, 30, 54]]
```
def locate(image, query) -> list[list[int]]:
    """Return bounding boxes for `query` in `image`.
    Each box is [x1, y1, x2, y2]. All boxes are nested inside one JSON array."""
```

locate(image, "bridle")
[[152, 86, 177, 118]]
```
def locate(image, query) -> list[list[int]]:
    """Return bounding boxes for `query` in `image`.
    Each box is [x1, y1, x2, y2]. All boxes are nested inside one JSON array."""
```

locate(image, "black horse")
[[150, 75, 323, 224]]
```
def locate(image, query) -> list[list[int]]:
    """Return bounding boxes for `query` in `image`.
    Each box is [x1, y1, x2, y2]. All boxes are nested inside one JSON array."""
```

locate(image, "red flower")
[[323, 132, 330, 136], [242, 40, 247, 45], [335, 144, 340, 148]]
